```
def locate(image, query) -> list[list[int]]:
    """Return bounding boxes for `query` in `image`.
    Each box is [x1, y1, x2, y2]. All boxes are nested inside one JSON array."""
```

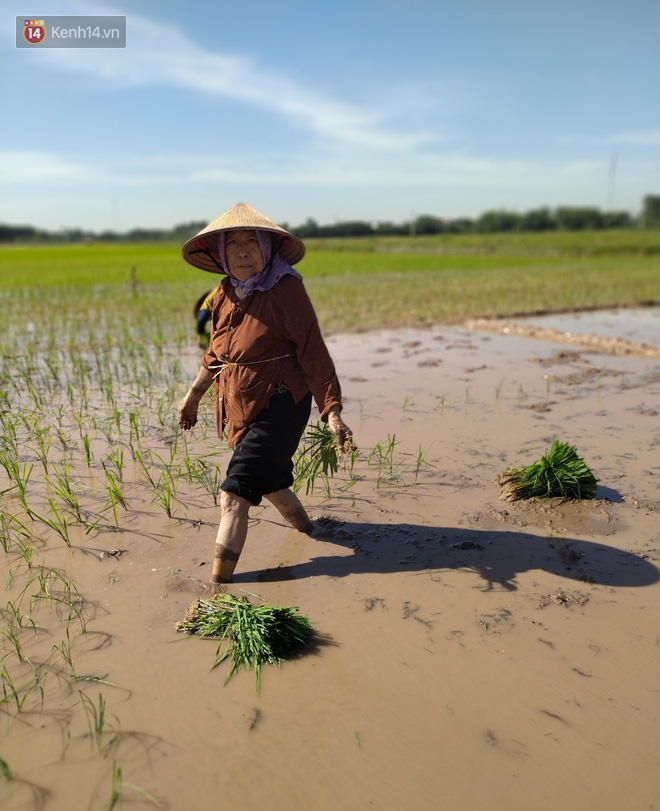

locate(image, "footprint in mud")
[[165, 572, 217, 596]]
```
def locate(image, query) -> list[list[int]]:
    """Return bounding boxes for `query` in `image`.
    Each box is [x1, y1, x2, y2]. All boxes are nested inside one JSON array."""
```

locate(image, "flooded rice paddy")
[[1, 308, 659, 811]]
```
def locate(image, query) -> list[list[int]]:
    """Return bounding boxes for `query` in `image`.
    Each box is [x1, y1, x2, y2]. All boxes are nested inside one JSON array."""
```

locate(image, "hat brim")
[[183, 227, 305, 274], [181, 203, 306, 273]]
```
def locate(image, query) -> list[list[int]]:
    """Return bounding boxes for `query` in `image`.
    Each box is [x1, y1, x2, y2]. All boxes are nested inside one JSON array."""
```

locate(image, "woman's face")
[[224, 229, 265, 281]]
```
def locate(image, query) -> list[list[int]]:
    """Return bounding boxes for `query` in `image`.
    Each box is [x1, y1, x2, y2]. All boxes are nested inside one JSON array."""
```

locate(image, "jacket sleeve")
[[279, 277, 342, 420]]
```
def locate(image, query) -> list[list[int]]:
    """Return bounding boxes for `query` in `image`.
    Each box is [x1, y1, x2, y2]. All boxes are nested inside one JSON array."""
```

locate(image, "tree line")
[[2, 196, 659, 244]]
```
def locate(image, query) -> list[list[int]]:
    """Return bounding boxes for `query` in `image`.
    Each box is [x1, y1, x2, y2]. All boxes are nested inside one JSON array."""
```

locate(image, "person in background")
[[177, 202, 354, 584], [193, 285, 219, 348]]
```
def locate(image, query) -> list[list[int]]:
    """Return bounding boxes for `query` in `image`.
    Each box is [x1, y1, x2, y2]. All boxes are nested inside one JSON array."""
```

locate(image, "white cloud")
[[607, 130, 660, 146], [557, 129, 660, 148], [0, 145, 614, 192], [0, 150, 96, 183], [16, 1, 433, 152]]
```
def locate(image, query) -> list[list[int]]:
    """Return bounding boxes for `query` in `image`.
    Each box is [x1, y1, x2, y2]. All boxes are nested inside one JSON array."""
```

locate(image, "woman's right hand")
[[177, 394, 200, 430], [178, 367, 215, 430]]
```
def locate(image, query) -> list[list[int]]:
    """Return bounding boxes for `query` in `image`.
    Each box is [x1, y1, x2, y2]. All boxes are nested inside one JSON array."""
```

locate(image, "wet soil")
[[2, 321, 660, 811]]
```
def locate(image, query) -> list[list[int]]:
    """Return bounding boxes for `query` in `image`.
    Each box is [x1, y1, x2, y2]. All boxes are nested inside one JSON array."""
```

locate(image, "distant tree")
[[445, 218, 473, 233], [0, 224, 38, 242], [602, 211, 632, 228], [520, 207, 555, 231], [414, 214, 445, 235], [555, 206, 603, 230], [172, 221, 208, 239], [327, 220, 373, 237], [641, 195, 660, 228], [373, 221, 408, 235], [294, 217, 320, 238], [126, 228, 163, 241], [476, 210, 522, 233]]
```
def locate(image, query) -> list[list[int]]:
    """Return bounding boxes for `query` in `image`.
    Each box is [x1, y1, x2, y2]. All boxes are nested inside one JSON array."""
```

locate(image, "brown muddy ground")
[[3, 321, 660, 811]]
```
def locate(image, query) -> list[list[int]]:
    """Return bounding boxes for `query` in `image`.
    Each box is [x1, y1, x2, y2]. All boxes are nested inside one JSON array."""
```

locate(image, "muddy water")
[[512, 306, 660, 346], [2, 324, 660, 811]]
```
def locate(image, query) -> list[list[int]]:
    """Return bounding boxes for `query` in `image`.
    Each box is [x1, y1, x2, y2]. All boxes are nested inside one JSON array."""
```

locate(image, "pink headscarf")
[[218, 230, 302, 297]]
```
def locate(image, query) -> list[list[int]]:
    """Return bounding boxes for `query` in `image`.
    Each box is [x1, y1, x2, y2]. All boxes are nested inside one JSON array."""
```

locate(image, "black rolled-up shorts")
[[221, 390, 313, 505]]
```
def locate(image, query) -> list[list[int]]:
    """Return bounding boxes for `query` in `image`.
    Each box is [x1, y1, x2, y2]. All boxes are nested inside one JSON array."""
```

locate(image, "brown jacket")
[[202, 275, 342, 447]]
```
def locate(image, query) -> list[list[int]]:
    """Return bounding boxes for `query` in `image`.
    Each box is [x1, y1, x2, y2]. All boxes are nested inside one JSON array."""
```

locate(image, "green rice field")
[[1, 229, 658, 337]]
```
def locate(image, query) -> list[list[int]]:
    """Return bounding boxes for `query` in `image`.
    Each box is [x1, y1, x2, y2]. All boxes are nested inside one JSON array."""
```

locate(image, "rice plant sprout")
[[497, 440, 598, 502]]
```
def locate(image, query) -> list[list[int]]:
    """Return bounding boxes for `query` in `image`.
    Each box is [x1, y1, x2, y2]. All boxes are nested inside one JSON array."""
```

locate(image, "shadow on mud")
[[246, 519, 659, 591]]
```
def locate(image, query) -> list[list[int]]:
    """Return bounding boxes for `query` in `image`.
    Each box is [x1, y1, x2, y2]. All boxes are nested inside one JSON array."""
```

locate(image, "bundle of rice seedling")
[[496, 440, 598, 502], [176, 592, 314, 692], [293, 422, 340, 494]]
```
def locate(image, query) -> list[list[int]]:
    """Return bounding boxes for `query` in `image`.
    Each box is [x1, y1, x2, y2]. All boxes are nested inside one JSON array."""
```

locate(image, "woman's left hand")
[[327, 408, 355, 452]]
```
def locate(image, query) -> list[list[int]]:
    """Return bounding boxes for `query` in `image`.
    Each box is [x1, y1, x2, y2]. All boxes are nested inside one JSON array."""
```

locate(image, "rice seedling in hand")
[[293, 422, 340, 494], [176, 592, 314, 693], [497, 440, 598, 502]]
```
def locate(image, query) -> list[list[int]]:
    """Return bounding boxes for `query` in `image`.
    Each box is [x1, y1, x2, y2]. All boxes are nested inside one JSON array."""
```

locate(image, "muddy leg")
[[264, 488, 313, 533], [211, 490, 250, 583]]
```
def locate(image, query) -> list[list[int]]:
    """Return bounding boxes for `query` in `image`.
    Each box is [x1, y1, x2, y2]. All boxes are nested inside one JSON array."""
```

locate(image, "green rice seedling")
[[0, 756, 11, 781], [128, 410, 142, 445], [413, 444, 435, 482], [186, 458, 223, 506], [55, 426, 73, 451], [497, 440, 598, 502], [108, 763, 122, 810], [48, 462, 83, 523], [83, 434, 93, 467], [33, 568, 87, 630], [45, 499, 71, 546], [103, 468, 127, 513], [176, 592, 314, 693], [293, 422, 340, 495], [0, 665, 44, 713], [0, 452, 33, 515], [368, 434, 400, 487], [153, 471, 175, 518], [107, 761, 163, 811], [134, 449, 158, 488], [2, 622, 26, 663], [0, 511, 29, 555], [104, 449, 124, 483], [5, 564, 17, 589], [78, 691, 120, 755], [32, 428, 52, 475], [112, 404, 122, 432]]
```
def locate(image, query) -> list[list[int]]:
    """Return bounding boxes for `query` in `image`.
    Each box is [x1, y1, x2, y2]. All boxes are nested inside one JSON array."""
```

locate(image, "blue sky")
[[1, 0, 658, 231]]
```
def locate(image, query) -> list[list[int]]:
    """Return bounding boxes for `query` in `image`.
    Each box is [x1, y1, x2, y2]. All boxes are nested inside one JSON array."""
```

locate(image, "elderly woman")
[[178, 203, 353, 584]]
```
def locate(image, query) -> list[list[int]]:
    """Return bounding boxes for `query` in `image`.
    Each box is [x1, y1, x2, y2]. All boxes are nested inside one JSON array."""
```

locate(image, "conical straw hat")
[[182, 202, 306, 273]]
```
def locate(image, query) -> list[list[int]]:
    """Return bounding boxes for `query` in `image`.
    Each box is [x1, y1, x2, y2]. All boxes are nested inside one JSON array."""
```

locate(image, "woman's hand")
[[178, 367, 215, 431], [327, 407, 355, 452], [178, 393, 200, 431]]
